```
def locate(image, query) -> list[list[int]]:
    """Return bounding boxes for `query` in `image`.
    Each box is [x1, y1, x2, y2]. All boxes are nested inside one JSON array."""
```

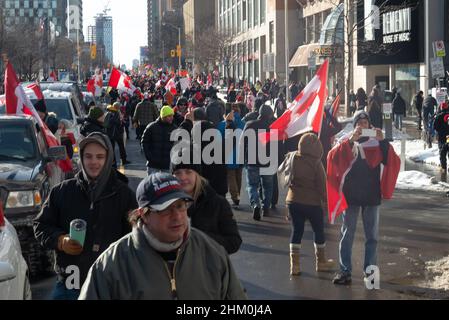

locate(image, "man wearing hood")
[[33, 133, 138, 300], [242, 104, 275, 220]]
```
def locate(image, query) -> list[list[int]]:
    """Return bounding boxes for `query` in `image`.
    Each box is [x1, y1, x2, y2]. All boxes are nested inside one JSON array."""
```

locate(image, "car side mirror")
[[0, 262, 17, 283], [47, 146, 67, 161]]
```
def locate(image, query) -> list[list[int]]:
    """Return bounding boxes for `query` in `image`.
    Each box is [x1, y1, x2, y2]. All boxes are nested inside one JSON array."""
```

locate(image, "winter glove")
[[58, 234, 83, 256]]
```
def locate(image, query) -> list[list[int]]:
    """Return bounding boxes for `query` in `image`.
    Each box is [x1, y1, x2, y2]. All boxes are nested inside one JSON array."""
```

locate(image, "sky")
[[83, 0, 148, 69]]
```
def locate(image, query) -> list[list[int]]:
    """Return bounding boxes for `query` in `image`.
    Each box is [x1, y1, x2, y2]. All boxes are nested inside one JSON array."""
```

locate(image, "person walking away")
[[274, 92, 287, 119], [280, 133, 336, 275], [367, 87, 383, 129], [423, 94, 438, 148], [141, 106, 177, 175], [327, 111, 400, 285], [33, 133, 137, 299], [349, 90, 357, 115], [104, 102, 130, 166], [78, 173, 247, 300], [413, 91, 424, 130], [80, 106, 106, 137], [133, 93, 159, 140], [392, 92, 406, 131], [433, 102, 449, 173], [356, 88, 367, 111], [241, 105, 275, 220], [218, 106, 245, 209]]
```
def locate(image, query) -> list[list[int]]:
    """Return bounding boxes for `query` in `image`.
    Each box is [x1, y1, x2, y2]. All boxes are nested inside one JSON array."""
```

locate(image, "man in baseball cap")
[[79, 172, 247, 300]]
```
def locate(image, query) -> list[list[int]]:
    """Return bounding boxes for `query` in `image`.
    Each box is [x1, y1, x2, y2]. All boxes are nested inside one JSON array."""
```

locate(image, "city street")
[[30, 129, 449, 300]]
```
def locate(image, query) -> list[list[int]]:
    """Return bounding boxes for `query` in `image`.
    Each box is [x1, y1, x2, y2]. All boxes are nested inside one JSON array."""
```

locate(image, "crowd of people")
[[24, 67, 449, 300]]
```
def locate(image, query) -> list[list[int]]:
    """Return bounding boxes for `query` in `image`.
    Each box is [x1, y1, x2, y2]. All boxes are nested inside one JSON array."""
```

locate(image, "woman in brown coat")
[[285, 133, 335, 276]]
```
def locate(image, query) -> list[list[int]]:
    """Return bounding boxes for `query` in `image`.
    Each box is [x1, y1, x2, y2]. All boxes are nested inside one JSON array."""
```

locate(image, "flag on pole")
[[4, 62, 72, 172], [48, 70, 57, 81], [331, 92, 341, 118], [260, 59, 329, 144]]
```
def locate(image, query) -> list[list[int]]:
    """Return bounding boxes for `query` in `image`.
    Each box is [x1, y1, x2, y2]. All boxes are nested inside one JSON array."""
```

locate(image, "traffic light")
[[90, 44, 97, 60], [170, 50, 176, 58], [176, 45, 182, 57]]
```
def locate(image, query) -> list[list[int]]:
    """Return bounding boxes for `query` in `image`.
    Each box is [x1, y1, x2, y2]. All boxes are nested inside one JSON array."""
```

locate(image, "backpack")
[[277, 152, 296, 189]]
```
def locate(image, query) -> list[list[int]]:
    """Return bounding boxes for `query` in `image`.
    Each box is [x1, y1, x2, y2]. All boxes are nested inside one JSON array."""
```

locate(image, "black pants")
[[111, 137, 127, 166], [136, 125, 146, 140], [439, 141, 449, 169], [288, 202, 325, 245]]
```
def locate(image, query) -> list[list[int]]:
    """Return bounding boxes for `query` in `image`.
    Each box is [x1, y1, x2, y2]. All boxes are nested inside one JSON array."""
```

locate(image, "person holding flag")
[[327, 111, 400, 286]]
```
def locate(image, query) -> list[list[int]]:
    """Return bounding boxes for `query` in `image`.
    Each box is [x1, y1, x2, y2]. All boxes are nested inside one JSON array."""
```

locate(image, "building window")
[[269, 21, 274, 52], [248, 0, 253, 29], [260, 0, 265, 24], [254, 0, 259, 26]]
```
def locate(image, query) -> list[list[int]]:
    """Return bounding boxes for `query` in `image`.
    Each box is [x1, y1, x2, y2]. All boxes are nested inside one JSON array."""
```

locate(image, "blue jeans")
[[288, 202, 325, 245], [339, 205, 379, 275], [394, 114, 403, 130], [52, 280, 80, 300], [245, 166, 273, 209]]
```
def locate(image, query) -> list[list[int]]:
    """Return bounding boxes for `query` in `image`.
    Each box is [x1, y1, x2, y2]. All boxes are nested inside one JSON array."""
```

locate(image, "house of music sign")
[[382, 7, 411, 44]]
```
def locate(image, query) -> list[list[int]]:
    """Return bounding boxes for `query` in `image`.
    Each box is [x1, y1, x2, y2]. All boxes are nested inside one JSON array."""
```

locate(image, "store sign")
[[430, 57, 445, 79], [434, 41, 446, 57], [313, 46, 339, 57], [382, 7, 411, 44], [358, 0, 424, 66]]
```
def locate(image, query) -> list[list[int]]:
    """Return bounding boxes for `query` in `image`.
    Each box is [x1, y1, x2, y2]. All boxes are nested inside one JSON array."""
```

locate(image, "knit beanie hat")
[[353, 110, 371, 127], [160, 105, 174, 118], [88, 106, 105, 120]]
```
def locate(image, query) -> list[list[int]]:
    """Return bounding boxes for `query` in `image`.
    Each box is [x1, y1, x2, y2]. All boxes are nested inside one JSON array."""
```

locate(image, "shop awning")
[[289, 43, 320, 67]]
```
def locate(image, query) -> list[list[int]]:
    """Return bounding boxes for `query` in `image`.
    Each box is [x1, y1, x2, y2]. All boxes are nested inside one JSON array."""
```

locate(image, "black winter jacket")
[[433, 110, 449, 143], [242, 117, 274, 167], [80, 117, 106, 137], [104, 111, 123, 141], [392, 95, 406, 115], [206, 99, 225, 128], [142, 118, 177, 170], [342, 139, 389, 206], [188, 184, 242, 254], [178, 119, 228, 196], [33, 171, 137, 285]]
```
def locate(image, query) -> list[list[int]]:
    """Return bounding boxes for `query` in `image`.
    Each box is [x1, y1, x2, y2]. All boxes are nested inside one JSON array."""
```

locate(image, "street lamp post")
[[163, 22, 182, 76]]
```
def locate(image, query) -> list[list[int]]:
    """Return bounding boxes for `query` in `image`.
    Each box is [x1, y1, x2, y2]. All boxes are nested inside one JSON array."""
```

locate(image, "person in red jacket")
[[327, 111, 400, 286]]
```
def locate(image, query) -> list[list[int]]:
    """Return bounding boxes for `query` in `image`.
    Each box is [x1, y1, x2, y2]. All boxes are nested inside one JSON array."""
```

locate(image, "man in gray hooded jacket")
[[79, 172, 247, 300], [34, 132, 137, 300]]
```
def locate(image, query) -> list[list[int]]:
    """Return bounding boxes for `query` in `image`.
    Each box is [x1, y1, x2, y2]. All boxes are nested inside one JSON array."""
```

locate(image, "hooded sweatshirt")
[[286, 133, 327, 207], [80, 133, 114, 208]]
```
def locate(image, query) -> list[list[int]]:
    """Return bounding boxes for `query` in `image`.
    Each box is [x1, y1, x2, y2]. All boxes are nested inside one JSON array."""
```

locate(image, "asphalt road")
[[31, 128, 449, 300]]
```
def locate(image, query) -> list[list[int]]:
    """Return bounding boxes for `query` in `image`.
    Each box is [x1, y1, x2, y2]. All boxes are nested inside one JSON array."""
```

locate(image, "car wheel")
[[23, 276, 32, 300]]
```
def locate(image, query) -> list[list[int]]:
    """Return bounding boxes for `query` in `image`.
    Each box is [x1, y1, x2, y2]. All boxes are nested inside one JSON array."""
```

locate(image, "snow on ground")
[[423, 256, 449, 292], [395, 171, 449, 192]]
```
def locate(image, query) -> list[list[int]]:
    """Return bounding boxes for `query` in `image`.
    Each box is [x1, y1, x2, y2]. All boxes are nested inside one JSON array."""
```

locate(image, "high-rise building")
[[1, 0, 68, 37], [87, 25, 96, 44], [147, 0, 184, 65], [68, 0, 83, 42], [95, 14, 113, 63]]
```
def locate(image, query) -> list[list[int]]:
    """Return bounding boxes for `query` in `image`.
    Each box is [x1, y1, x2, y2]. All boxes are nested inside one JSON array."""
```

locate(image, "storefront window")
[[395, 64, 420, 108]]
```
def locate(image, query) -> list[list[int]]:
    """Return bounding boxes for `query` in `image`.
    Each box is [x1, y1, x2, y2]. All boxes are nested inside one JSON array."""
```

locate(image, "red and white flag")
[[48, 70, 57, 81], [165, 78, 177, 95], [4, 62, 72, 172], [260, 59, 329, 143], [331, 93, 341, 118], [108, 67, 137, 95], [87, 78, 96, 95]]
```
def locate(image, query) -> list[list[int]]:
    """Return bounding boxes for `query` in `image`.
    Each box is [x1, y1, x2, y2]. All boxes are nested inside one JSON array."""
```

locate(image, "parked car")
[[36, 81, 87, 113], [0, 115, 67, 278], [0, 210, 32, 300], [82, 91, 96, 109]]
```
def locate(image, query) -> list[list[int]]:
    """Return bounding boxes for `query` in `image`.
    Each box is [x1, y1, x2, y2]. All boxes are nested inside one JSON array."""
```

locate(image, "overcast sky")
[[83, 0, 147, 69]]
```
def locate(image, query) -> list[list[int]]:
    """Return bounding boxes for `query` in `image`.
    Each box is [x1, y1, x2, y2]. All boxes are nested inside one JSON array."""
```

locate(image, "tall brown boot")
[[290, 243, 301, 276], [315, 243, 336, 272]]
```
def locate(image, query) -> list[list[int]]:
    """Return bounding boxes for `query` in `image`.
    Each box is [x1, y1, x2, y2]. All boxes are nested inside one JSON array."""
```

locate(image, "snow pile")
[[395, 171, 449, 192], [424, 256, 449, 291]]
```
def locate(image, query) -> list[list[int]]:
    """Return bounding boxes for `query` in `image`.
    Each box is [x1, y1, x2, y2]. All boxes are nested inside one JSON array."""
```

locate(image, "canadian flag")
[[261, 59, 329, 143], [108, 67, 137, 95], [48, 70, 57, 81], [4, 62, 72, 172], [87, 78, 96, 95], [165, 78, 177, 95]]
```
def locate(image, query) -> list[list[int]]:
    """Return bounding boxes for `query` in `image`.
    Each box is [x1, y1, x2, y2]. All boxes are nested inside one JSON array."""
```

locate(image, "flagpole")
[[284, 0, 290, 103], [77, 20, 81, 83]]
